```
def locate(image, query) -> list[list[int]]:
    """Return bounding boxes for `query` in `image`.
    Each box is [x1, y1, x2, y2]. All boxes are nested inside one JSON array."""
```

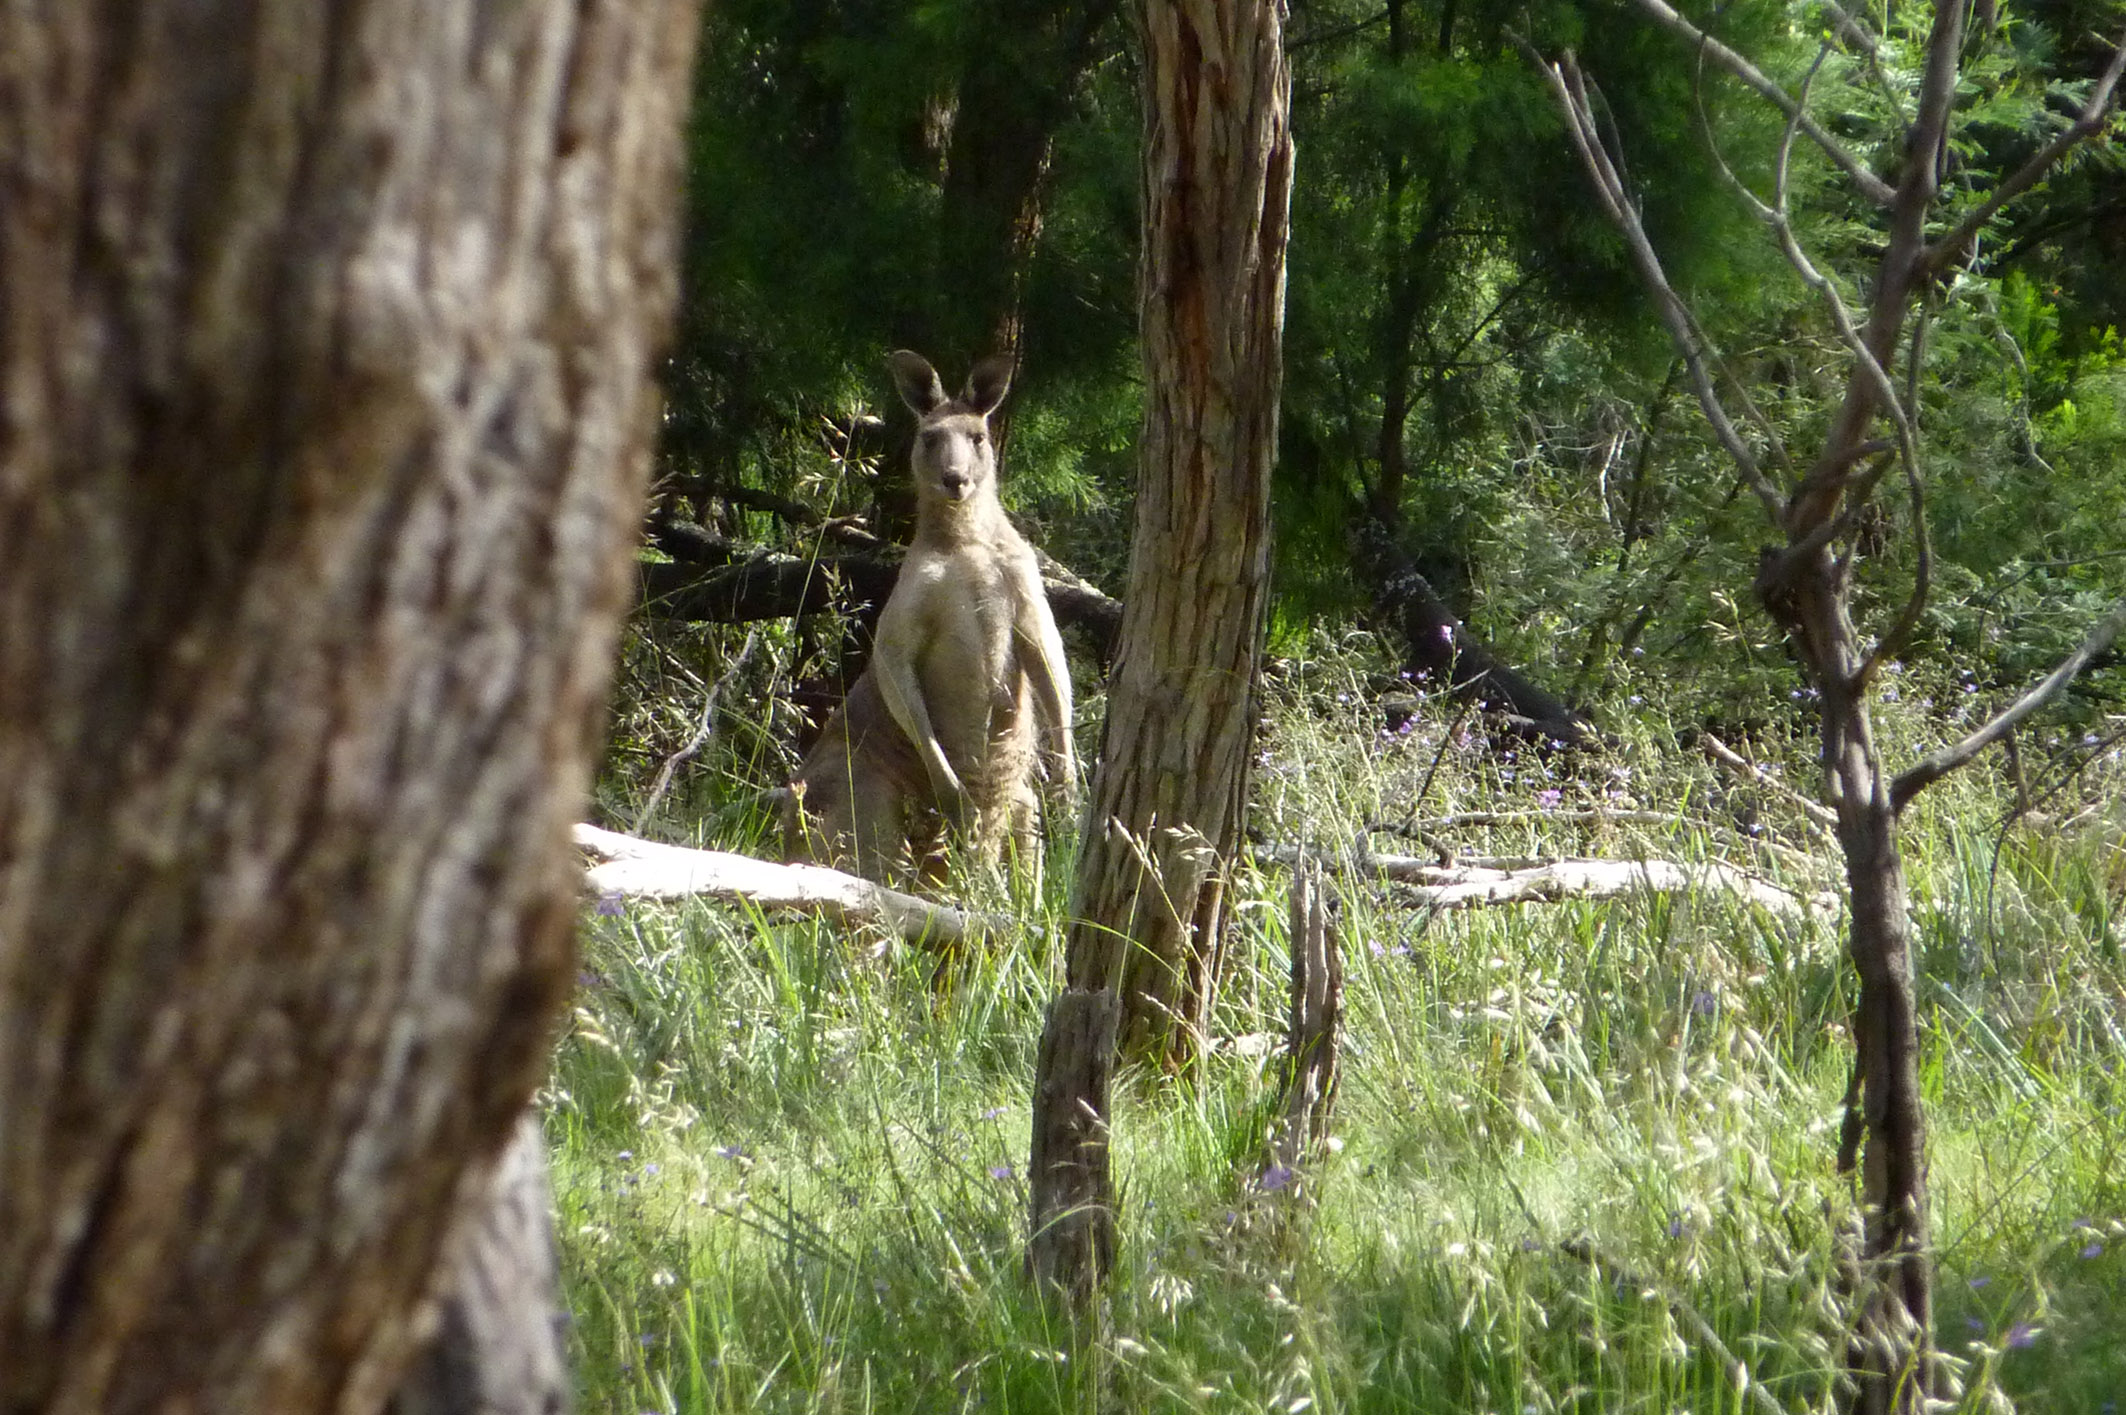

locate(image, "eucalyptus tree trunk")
[[1027, 0, 1291, 1301], [0, 5, 700, 1412]]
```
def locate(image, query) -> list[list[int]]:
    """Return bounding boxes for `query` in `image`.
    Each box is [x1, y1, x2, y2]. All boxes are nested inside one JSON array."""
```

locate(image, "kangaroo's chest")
[[911, 549, 1018, 679]]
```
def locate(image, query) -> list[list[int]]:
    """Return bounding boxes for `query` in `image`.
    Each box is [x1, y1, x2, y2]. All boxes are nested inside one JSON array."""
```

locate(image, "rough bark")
[[1026, 0, 1292, 1300], [1024, 988, 1122, 1305], [1061, 0, 1292, 1054], [0, 4, 701, 1411], [1266, 864, 1341, 1191], [388, 1117, 569, 1415]]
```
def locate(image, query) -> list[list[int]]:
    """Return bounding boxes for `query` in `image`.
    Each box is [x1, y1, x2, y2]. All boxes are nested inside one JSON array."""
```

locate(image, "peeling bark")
[[0, 4, 701, 1410], [1027, 0, 1292, 1301]]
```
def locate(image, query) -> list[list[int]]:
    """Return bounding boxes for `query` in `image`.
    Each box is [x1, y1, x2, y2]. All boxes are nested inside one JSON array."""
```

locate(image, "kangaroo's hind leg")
[[843, 758, 915, 884]]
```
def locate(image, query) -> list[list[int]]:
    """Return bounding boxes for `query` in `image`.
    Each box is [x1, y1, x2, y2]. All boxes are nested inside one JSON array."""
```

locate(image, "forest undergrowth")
[[553, 631, 2126, 1414]]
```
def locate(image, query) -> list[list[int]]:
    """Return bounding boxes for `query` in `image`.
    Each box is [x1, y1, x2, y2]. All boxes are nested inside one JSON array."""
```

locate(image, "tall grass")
[[555, 636, 2126, 1413]]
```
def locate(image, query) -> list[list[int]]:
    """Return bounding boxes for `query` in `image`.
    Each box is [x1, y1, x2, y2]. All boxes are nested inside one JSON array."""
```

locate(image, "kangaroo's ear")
[[961, 353, 1015, 417], [888, 350, 948, 415]]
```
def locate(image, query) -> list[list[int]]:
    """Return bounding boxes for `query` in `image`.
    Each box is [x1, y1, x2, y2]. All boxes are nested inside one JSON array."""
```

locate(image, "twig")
[[1538, 52, 1786, 521], [1622, 0, 1896, 204], [632, 629, 762, 835], [1924, 31, 2126, 276], [1701, 733, 1840, 831], [1890, 593, 2126, 810]]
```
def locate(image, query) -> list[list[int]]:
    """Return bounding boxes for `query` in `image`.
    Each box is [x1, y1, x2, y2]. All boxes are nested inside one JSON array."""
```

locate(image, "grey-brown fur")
[[785, 351, 1077, 884]]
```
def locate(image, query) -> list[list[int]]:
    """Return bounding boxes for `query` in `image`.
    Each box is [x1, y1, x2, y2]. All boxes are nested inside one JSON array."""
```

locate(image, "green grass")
[[555, 642, 2126, 1413]]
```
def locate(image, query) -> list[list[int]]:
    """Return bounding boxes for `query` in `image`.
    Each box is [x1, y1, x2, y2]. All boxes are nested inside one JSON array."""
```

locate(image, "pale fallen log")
[[1252, 843, 1839, 919], [573, 823, 987, 947]]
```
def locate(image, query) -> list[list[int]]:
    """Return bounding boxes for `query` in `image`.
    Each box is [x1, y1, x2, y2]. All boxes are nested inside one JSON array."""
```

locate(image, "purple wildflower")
[[1261, 1164, 1298, 1193], [1536, 787, 1563, 808], [2082, 1240, 2104, 1259], [2005, 1322, 2037, 1350], [1967, 1275, 1990, 1289], [594, 891, 627, 917], [988, 1163, 1014, 1181]]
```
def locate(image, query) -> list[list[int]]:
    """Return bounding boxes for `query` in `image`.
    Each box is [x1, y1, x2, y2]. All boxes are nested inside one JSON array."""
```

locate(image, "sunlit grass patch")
[[559, 634, 2126, 1413]]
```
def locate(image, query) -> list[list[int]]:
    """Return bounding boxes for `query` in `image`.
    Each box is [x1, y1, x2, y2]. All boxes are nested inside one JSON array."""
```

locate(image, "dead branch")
[[1701, 732, 1840, 831], [574, 823, 992, 947], [1252, 843, 1838, 918], [1924, 32, 2126, 275], [1622, 0, 1896, 204], [1539, 53, 1786, 521], [1890, 593, 2126, 811], [1262, 861, 1342, 1200], [636, 542, 1124, 655], [1367, 808, 1825, 870], [631, 629, 762, 835]]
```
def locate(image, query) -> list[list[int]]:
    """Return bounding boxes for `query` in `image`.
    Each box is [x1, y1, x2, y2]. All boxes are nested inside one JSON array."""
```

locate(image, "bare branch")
[[1925, 32, 2126, 275], [631, 629, 763, 836], [1890, 594, 2126, 811], [1703, 732, 1840, 830], [1816, 0, 1877, 57], [1625, 0, 1896, 204], [1865, 303, 1936, 678], [1538, 52, 1786, 519]]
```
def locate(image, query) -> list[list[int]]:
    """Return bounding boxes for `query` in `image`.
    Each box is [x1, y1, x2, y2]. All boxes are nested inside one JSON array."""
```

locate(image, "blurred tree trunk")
[[1027, 0, 1291, 1300], [0, 4, 700, 1412], [388, 1118, 569, 1415]]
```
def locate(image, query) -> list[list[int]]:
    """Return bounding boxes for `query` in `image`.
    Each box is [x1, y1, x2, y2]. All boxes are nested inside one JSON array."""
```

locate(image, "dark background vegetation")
[[639, 0, 2124, 772]]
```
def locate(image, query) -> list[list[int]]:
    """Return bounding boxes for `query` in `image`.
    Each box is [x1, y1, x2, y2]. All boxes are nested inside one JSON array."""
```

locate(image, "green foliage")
[[663, 0, 1139, 540], [562, 634, 2126, 1413]]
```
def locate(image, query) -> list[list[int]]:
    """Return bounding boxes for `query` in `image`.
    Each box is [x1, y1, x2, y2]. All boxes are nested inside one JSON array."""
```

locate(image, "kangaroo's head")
[[889, 350, 1013, 508]]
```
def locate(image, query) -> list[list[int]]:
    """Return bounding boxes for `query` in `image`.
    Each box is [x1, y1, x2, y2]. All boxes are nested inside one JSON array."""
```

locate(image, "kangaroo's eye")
[[972, 429, 988, 447]]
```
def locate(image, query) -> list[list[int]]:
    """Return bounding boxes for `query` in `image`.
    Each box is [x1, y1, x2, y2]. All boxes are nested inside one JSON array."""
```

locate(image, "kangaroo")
[[785, 350, 1077, 884]]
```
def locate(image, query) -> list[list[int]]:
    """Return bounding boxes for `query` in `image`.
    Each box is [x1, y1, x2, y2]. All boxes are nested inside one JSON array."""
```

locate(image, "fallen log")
[[635, 530, 1123, 659], [573, 824, 989, 947], [1251, 843, 1838, 919]]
